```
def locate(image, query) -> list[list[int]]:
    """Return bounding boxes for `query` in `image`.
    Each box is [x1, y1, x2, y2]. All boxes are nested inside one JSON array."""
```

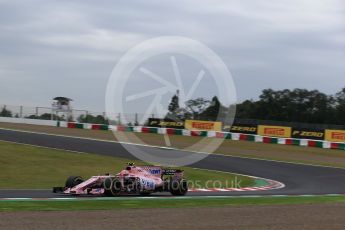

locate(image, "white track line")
[[1, 194, 345, 201]]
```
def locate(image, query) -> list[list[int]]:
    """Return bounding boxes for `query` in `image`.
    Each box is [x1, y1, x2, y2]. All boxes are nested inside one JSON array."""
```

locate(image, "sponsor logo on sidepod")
[[140, 178, 155, 189], [149, 169, 161, 175]]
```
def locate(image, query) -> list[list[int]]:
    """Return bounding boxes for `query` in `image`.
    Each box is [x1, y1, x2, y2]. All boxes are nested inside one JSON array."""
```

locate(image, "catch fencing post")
[[135, 113, 138, 126], [118, 113, 122, 125]]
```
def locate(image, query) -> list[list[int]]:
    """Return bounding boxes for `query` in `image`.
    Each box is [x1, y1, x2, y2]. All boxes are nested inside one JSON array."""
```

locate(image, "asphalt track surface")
[[1, 128, 345, 198]]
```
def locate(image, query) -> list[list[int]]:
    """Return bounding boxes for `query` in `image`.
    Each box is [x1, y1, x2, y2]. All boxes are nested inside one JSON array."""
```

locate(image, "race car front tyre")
[[104, 178, 122, 196], [170, 179, 188, 196], [65, 176, 84, 188], [103, 177, 113, 196], [52, 187, 64, 193]]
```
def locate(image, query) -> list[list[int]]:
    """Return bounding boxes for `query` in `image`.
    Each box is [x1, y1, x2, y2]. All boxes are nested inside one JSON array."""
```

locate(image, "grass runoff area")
[[2, 196, 345, 212], [0, 141, 256, 189]]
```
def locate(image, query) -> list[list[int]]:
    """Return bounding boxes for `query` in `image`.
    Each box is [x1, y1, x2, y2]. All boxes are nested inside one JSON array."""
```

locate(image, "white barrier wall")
[[0, 117, 57, 127]]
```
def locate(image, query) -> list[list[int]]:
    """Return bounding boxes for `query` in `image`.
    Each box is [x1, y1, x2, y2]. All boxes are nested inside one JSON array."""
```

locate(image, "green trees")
[[184, 98, 211, 120], [78, 114, 108, 124], [200, 96, 220, 120], [166, 94, 180, 120], [0, 106, 12, 117], [168, 94, 179, 114], [335, 87, 345, 124], [165, 95, 226, 121], [199, 96, 230, 121], [236, 88, 343, 125], [164, 87, 345, 125], [26, 113, 62, 120]]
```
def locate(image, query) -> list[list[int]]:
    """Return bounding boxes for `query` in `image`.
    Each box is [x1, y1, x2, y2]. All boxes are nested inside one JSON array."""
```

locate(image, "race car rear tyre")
[[107, 178, 122, 196], [65, 176, 84, 188], [170, 179, 188, 196]]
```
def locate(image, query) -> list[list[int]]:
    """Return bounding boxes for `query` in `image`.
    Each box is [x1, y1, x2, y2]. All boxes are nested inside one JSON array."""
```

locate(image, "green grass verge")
[[0, 141, 256, 189], [2, 196, 345, 211]]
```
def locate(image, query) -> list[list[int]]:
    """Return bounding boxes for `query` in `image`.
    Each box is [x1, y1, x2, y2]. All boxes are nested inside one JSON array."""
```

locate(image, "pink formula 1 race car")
[[53, 163, 188, 196]]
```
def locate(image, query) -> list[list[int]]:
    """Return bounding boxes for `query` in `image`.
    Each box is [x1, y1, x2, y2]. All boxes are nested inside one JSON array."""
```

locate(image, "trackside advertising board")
[[258, 125, 292, 138], [325, 130, 345, 142], [185, 120, 222, 131], [292, 128, 325, 140], [148, 118, 184, 129], [224, 124, 257, 134]]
